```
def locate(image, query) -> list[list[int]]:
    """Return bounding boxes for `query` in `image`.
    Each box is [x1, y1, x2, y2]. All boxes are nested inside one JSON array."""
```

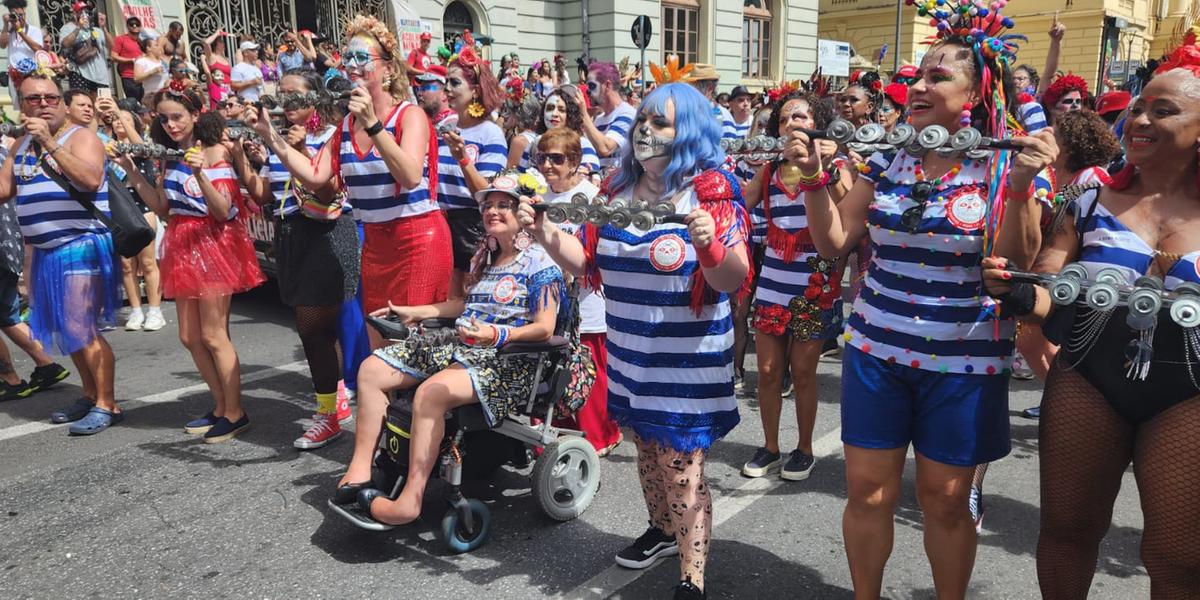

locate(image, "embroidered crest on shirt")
[[649, 234, 687, 272], [946, 187, 986, 232], [184, 175, 202, 197], [491, 274, 519, 304]]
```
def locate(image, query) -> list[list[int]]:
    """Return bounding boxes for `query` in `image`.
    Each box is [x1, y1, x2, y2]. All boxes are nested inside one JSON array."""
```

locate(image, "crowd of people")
[[0, 0, 1198, 597]]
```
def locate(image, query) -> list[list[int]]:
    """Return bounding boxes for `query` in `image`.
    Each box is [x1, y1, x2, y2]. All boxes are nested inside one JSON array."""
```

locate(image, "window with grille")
[[743, 1, 772, 78], [662, 1, 699, 66]]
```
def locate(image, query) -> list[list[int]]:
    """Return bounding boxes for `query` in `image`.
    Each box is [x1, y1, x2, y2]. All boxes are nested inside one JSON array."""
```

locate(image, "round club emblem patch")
[[465, 144, 479, 162], [946, 191, 986, 232], [492, 174, 518, 192], [184, 175, 202, 198], [491, 275, 519, 304], [649, 234, 687, 272]]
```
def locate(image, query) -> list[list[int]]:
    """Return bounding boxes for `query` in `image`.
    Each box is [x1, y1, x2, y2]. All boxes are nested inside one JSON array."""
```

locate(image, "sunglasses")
[[899, 180, 936, 233], [480, 199, 516, 212], [537, 152, 568, 166], [22, 94, 61, 106], [417, 83, 442, 93], [341, 51, 378, 68]]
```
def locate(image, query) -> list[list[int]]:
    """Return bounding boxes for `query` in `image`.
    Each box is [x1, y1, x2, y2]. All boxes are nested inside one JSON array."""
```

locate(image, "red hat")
[[883, 82, 908, 107], [72, 1, 88, 12], [420, 32, 433, 41], [1094, 90, 1131, 115]]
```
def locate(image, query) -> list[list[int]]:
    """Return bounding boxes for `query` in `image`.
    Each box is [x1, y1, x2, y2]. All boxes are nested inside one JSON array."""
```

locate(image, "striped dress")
[[753, 174, 845, 341], [594, 103, 636, 169], [12, 129, 109, 249], [437, 120, 507, 211], [339, 103, 438, 224], [847, 151, 1015, 375], [586, 184, 742, 450]]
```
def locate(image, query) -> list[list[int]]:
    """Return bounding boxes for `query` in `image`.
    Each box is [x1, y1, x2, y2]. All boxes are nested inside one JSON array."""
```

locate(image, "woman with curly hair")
[[838, 70, 881, 127], [521, 86, 601, 175], [121, 88, 265, 442], [438, 43, 508, 296], [1042, 73, 1091, 126], [254, 15, 449, 347], [738, 89, 852, 481]]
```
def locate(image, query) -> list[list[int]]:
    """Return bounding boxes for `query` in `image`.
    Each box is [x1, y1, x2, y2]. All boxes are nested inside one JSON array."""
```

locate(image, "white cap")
[[239, 41, 260, 52]]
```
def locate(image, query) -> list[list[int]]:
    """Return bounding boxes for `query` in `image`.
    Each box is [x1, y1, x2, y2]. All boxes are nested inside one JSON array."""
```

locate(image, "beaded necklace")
[[15, 123, 74, 182]]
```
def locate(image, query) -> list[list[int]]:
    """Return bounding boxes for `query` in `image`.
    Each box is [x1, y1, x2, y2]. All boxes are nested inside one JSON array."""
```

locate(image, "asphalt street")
[[0, 283, 1149, 599]]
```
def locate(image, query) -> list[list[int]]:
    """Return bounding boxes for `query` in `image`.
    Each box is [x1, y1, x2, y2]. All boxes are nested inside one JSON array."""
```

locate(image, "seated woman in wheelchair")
[[335, 170, 565, 526]]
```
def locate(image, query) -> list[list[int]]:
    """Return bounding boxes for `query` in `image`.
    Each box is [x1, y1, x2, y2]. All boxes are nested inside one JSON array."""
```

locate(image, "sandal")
[[68, 407, 124, 436], [598, 432, 624, 458], [50, 398, 95, 424]]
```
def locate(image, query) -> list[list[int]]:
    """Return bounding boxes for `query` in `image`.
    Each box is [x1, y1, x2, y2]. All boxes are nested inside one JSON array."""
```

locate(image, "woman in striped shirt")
[[521, 82, 750, 600], [255, 16, 449, 347], [122, 88, 265, 443], [797, 38, 1057, 596], [238, 68, 360, 450]]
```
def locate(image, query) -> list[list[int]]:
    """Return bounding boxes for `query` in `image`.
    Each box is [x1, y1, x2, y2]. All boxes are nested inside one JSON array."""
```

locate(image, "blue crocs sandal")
[[68, 407, 124, 435], [50, 398, 95, 424]]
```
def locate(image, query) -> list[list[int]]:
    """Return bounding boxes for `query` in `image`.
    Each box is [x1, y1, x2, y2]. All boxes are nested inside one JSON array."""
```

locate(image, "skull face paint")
[[632, 101, 677, 167], [544, 94, 567, 130], [446, 67, 474, 114]]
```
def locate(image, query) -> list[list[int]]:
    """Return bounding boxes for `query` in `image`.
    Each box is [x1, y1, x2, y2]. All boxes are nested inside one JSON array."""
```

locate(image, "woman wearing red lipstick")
[[797, 5, 1058, 597], [254, 16, 449, 347], [983, 37, 1200, 598]]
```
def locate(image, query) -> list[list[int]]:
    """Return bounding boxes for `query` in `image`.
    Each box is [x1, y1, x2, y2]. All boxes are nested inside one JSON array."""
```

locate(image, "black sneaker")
[[0, 379, 35, 402], [741, 446, 782, 478], [614, 523, 678, 569], [673, 580, 706, 600], [29, 363, 69, 393], [781, 450, 816, 481]]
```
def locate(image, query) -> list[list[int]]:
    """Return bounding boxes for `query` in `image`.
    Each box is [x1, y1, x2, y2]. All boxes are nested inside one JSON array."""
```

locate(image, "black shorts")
[[444, 208, 485, 271], [120, 77, 143, 102], [66, 72, 105, 93], [274, 213, 360, 307]]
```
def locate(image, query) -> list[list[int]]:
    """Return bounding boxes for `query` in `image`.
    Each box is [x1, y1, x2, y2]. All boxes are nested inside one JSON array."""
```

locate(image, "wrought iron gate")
[[186, 0, 296, 65], [36, 0, 77, 53], [314, 0, 393, 46]]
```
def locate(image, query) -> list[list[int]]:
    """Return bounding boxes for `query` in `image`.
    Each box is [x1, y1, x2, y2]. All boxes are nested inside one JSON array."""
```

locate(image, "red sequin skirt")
[[161, 215, 266, 299], [360, 211, 452, 314]]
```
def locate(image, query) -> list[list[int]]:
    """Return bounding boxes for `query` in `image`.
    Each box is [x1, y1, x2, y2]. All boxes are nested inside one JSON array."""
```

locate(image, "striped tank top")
[[754, 174, 844, 310], [339, 102, 437, 223], [12, 127, 109, 249], [163, 160, 240, 219], [437, 120, 507, 210], [1073, 189, 1200, 289], [847, 151, 1014, 375], [264, 126, 336, 218], [457, 245, 564, 329], [588, 184, 741, 449]]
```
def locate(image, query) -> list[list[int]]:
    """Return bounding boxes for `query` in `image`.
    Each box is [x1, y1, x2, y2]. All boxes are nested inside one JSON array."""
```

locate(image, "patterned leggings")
[[635, 434, 712, 589]]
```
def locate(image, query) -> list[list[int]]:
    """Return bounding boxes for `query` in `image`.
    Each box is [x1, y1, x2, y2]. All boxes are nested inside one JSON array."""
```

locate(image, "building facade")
[[818, 0, 1191, 92], [3, 0, 818, 100]]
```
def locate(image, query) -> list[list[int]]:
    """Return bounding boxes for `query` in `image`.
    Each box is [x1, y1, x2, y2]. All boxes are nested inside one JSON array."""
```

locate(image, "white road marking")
[[558, 426, 845, 600], [0, 360, 309, 443]]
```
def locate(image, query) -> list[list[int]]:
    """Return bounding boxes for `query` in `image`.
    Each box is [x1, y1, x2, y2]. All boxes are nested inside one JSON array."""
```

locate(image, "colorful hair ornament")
[[849, 70, 883, 92], [766, 79, 803, 104], [649, 55, 695, 85], [806, 67, 831, 98], [1155, 24, 1200, 77], [883, 81, 909, 107]]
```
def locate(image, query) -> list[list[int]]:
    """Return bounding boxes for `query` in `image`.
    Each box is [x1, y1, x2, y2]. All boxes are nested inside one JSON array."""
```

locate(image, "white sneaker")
[[124, 308, 145, 331], [142, 308, 166, 331]]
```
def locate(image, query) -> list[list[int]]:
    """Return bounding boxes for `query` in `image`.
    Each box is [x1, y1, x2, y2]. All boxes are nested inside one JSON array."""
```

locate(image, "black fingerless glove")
[[997, 282, 1036, 317]]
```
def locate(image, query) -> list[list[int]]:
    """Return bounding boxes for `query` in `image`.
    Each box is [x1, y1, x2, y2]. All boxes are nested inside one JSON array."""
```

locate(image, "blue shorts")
[[840, 345, 1011, 466], [0, 271, 19, 327]]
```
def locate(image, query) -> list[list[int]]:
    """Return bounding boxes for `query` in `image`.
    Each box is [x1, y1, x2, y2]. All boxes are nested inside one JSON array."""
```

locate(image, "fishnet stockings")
[[634, 434, 712, 589], [1038, 366, 1200, 599], [295, 305, 342, 395]]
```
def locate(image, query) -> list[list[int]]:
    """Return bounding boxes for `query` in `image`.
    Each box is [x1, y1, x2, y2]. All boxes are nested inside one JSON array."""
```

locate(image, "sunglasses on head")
[[537, 152, 568, 166], [899, 180, 936, 233]]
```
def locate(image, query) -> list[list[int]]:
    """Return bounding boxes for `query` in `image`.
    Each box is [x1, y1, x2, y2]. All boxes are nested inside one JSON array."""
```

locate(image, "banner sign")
[[817, 39, 851, 77], [116, 0, 164, 33]]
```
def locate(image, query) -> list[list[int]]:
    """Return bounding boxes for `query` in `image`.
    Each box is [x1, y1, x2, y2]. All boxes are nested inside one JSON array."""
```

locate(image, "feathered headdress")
[[649, 55, 694, 84], [848, 70, 882, 92], [766, 79, 802, 104], [1156, 25, 1200, 77], [805, 67, 831, 98]]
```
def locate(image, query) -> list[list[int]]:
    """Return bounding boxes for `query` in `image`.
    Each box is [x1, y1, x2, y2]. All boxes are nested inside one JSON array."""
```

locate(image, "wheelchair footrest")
[[327, 498, 396, 531]]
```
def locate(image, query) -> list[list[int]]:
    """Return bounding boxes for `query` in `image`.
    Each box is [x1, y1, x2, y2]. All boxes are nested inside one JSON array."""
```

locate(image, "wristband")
[[493, 326, 510, 348], [696, 240, 727, 268], [458, 155, 471, 168], [997, 282, 1036, 317], [796, 170, 831, 192], [363, 120, 384, 137]]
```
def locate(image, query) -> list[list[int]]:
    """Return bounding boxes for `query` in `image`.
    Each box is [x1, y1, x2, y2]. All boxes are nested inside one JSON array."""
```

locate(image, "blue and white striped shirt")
[[594, 102, 636, 169], [1019, 101, 1048, 133], [587, 185, 742, 449], [715, 104, 739, 140], [12, 128, 109, 249], [847, 151, 1014, 375], [754, 177, 843, 311], [733, 116, 752, 139], [1072, 189, 1200, 290], [437, 120, 507, 211], [339, 102, 438, 223], [163, 160, 240, 219], [264, 126, 336, 218]]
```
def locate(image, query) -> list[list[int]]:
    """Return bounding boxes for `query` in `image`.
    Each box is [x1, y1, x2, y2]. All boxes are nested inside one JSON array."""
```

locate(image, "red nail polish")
[[1002, 271, 1012, 280]]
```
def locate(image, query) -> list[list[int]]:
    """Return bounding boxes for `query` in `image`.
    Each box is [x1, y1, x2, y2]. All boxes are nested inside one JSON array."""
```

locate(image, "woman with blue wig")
[[519, 82, 751, 600]]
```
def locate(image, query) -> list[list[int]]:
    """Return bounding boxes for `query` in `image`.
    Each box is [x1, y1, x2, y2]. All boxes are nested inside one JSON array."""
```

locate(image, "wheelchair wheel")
[[531, 436, 600, 521], [440, 499, 491, 554]]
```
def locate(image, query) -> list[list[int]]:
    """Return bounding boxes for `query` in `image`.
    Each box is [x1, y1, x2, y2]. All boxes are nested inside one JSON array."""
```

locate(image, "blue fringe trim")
[[609, 407, 740, 453]]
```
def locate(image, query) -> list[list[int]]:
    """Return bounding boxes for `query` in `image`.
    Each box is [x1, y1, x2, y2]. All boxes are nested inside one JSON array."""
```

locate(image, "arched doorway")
[[443, 1, 474, 49]]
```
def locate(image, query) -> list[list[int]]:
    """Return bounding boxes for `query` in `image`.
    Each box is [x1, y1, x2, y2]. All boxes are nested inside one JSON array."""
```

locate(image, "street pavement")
[[0, 283, 1149, 599]]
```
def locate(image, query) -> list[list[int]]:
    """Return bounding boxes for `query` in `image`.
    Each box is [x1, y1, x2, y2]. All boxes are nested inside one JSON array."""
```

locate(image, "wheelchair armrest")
[[366, 315, 410, 341], [497, 335, 570, 355], [421, 317, 458, 329]]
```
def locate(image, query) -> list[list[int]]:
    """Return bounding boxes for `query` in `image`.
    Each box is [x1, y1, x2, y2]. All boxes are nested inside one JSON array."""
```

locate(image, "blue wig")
[[608, 82, 726, 195]]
